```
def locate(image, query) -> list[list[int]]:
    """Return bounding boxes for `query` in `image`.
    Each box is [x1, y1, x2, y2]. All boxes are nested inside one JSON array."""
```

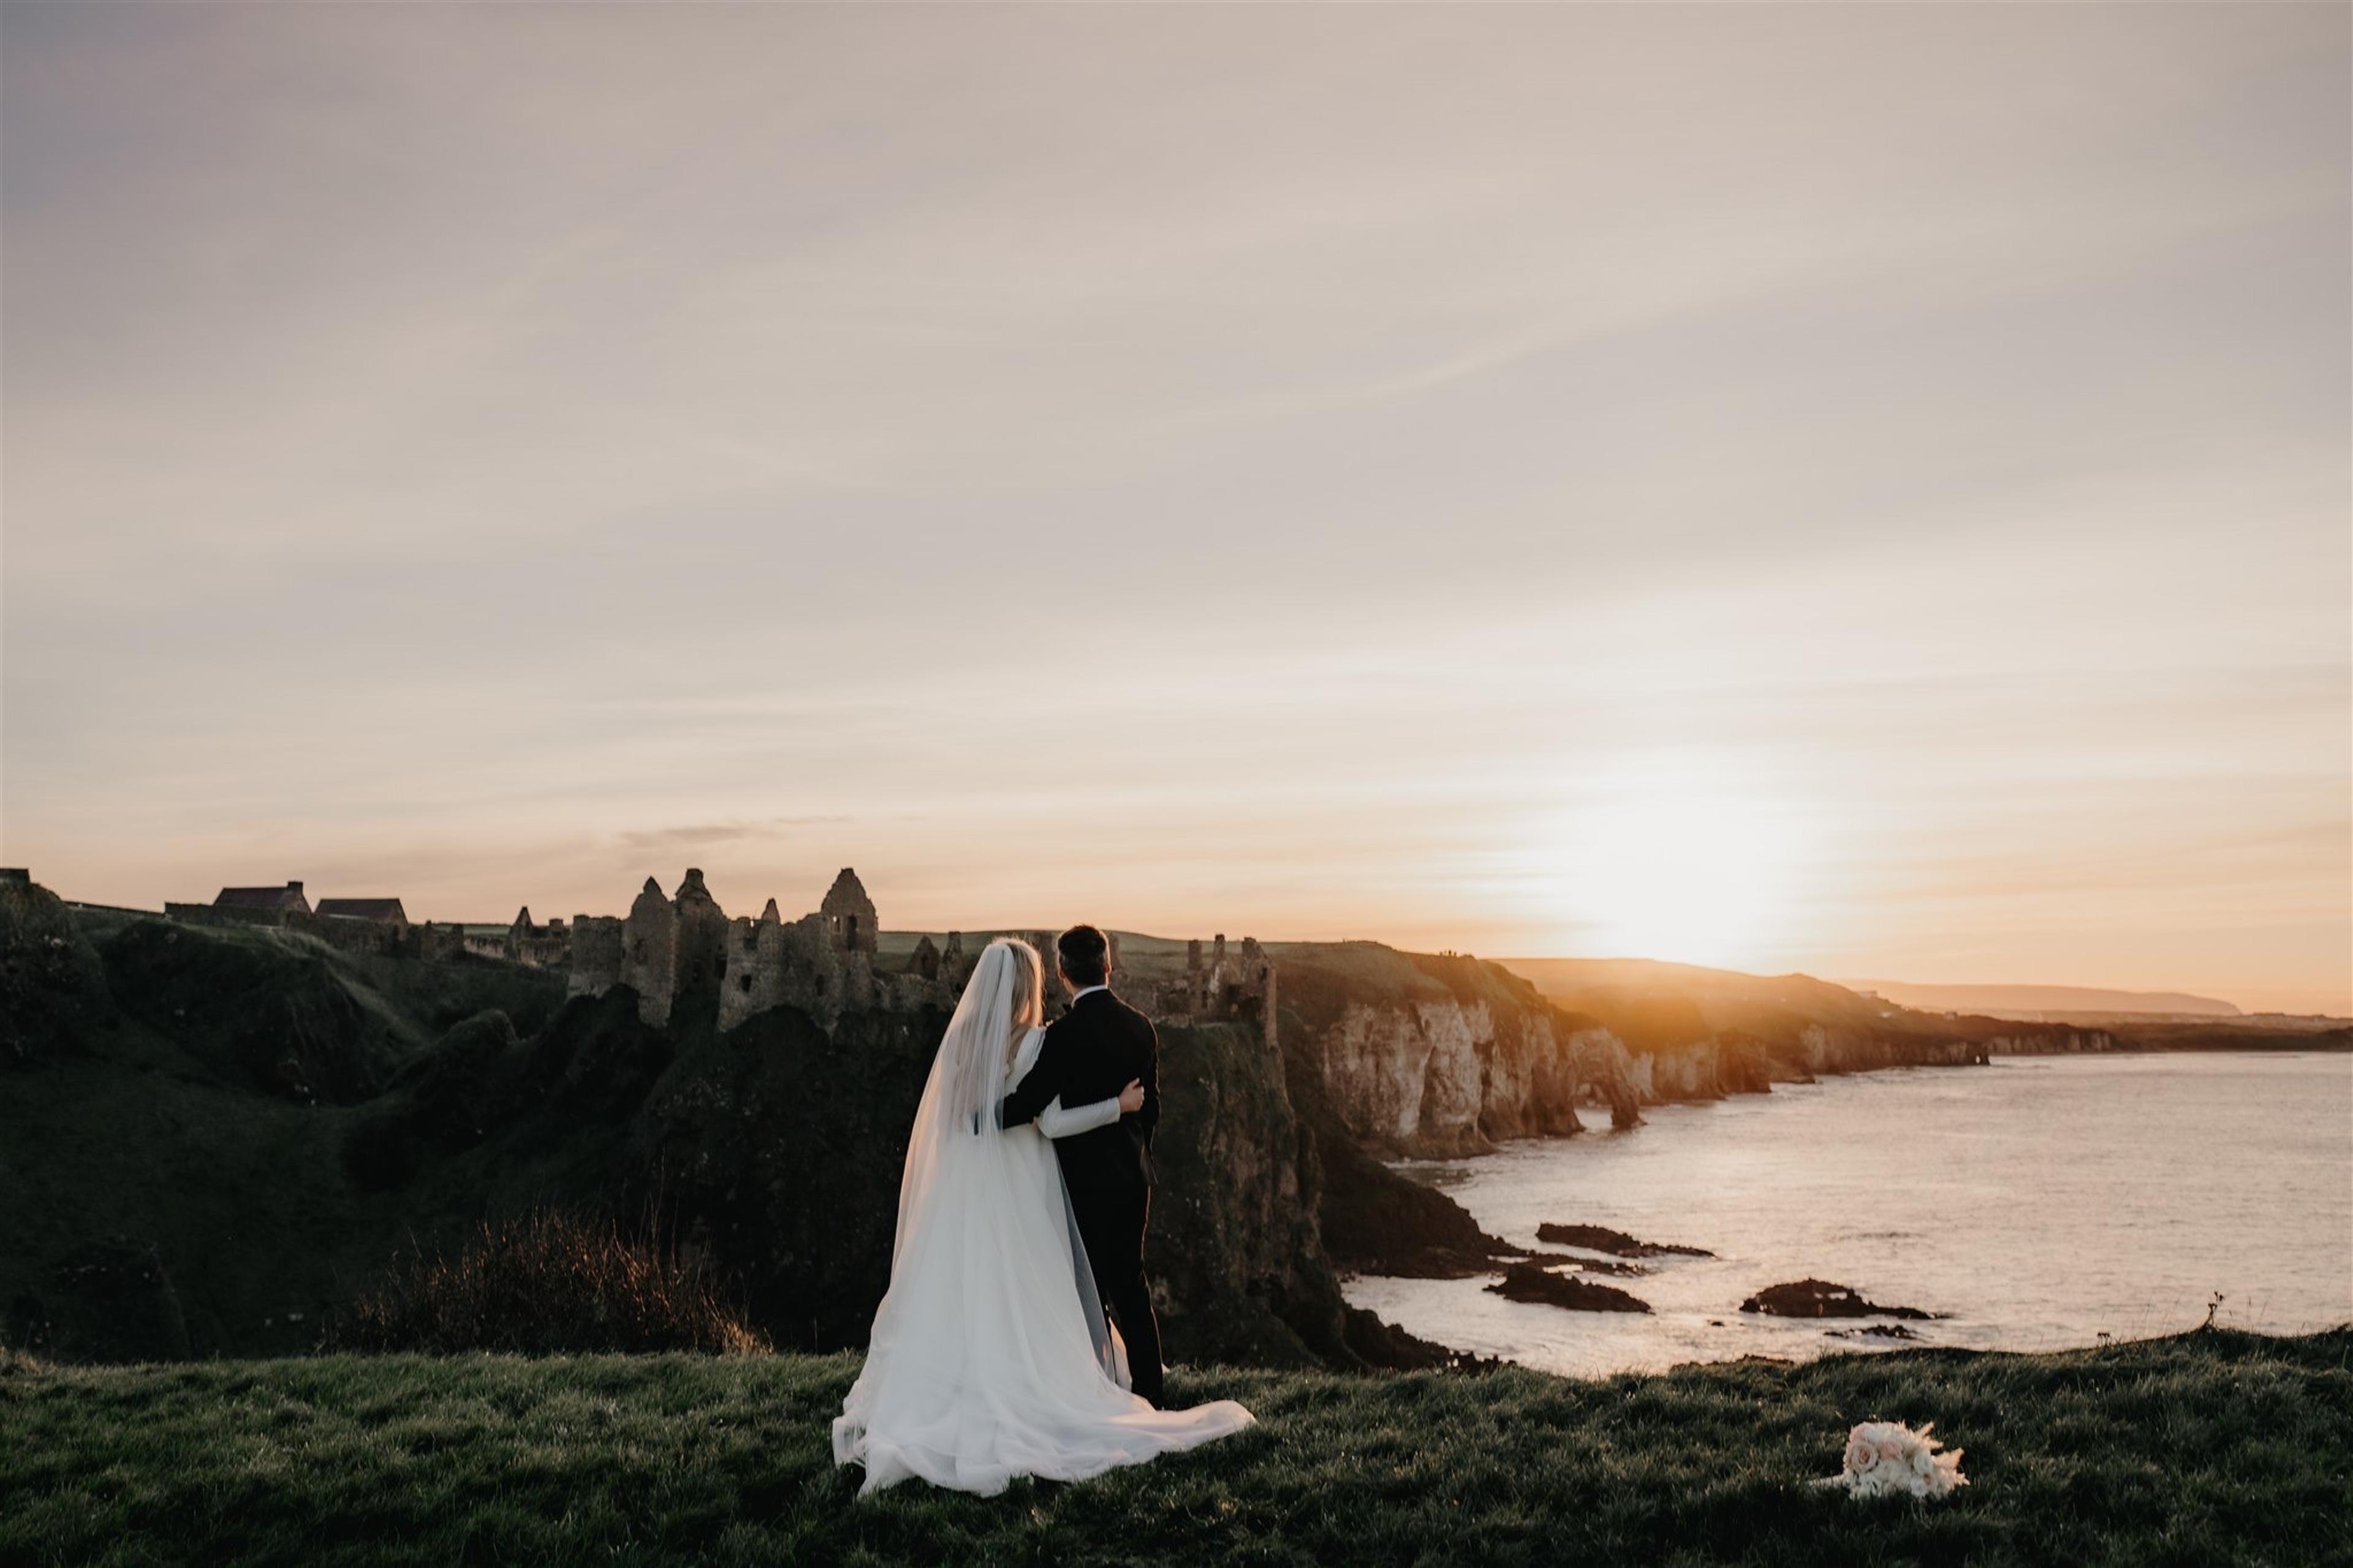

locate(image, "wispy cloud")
[[2, 2, 2344, 1011]]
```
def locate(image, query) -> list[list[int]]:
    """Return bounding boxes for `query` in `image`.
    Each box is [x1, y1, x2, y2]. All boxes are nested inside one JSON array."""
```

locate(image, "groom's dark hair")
[[1056, 925, 1110, 988]]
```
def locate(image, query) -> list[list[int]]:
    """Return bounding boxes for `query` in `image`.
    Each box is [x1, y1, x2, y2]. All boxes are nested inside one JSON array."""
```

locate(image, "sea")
[[1342, 1051, 2353, 1376]]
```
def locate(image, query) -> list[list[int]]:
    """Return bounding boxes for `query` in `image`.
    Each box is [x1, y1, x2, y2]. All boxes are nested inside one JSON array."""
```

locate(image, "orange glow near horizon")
[[1528, 752, 1821, 972]]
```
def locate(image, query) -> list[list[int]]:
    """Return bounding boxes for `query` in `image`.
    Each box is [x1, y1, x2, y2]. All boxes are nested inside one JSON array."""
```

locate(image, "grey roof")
[[315, 898, 408, 922], [214, 884, 304, 909]]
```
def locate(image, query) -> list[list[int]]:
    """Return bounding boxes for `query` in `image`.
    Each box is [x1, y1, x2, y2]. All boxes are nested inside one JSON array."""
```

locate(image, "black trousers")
[[1070, 1177, 1164, 1406]]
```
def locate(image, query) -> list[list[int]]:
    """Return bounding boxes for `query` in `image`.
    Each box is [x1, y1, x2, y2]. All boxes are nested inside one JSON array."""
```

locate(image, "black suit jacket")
[[999, 988, 1159, 1192]]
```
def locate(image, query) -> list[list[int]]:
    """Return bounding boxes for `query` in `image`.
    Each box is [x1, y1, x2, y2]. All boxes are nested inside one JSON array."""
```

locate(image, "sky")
[[2, 4, 2346, 1014]]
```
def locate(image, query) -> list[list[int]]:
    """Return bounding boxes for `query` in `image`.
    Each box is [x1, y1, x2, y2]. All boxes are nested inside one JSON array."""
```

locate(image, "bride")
[[832, 937, 1255, 1496]]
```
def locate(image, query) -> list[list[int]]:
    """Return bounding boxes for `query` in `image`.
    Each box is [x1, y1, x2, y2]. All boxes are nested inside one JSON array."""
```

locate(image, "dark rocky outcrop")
[[101, 918, 413, 1104], [1484, 1263, 1651, 1313], [342, 1007, 555, 1189], [1739, 1278, 1941, 1320], [5, 1240, 191, 1362], [610, 1002, 945, 1356], [1143, 1021, 1356, 1368], [0, 877, 110, 1066], [1535, 1223, 1715, 1259], [1278, 1016, 1523, 1281]]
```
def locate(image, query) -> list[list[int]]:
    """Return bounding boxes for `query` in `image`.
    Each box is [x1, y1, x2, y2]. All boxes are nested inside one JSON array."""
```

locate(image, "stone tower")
[[820, 867, 878, 955], [620, 876, 677, 1026], [907, 935, 941, 980], [718, 896, 788, 1033], [671, 867, 729, 1022]]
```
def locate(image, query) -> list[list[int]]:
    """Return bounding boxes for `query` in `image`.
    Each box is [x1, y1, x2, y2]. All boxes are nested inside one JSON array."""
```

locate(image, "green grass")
[[3, 1327, 2345, 1567]]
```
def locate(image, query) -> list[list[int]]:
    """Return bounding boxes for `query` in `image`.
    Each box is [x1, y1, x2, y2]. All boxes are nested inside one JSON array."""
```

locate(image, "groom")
[[997, 924, 1166, 1406]]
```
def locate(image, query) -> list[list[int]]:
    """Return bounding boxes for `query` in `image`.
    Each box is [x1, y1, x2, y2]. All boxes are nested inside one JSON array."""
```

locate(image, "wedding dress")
[[831, 941, 1255, 1496]]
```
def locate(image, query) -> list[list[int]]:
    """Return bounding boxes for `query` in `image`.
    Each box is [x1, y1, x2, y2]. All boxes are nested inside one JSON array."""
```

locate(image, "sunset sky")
[[3, 5, 2346, 1013]]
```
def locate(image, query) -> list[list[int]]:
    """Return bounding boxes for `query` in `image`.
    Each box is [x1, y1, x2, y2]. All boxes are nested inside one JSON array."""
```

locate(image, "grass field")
[[3, 1326, 2345, 1567]]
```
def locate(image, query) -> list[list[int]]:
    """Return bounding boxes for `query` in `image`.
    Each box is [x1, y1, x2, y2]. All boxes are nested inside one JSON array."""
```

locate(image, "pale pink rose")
[[1877, 1436, 1906, 1462]]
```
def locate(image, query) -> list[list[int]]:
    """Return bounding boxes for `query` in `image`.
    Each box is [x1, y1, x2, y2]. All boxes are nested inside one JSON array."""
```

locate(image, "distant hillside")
[[1489, 956, 1892, 1040], [1833, 979, 2243, 1018], [1491, 956, 2345, 1053]]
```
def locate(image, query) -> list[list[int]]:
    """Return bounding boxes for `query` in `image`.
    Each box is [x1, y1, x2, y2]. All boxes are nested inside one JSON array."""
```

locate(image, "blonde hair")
[[995, 938, 1045, 1065]]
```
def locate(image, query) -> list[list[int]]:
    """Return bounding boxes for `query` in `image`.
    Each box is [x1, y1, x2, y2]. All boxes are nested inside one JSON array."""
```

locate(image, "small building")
[[214, 881, 310, 915], [314, 897, 409, 928]]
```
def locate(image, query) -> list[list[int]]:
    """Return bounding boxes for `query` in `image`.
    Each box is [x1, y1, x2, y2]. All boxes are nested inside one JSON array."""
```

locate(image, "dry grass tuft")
[[325, 1203, 768, 1356]]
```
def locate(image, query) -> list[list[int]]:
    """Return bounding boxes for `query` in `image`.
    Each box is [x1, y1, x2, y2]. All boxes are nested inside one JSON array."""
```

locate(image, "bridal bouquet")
[[1811, 1420, 1968, 1499]]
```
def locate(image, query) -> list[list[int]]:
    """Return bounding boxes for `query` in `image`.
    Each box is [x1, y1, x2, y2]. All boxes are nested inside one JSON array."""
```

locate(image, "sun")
[[1533, 758, 1817, 970]]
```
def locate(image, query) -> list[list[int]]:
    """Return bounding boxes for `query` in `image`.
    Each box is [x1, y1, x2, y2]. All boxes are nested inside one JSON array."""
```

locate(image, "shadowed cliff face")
[[623, 1009, 1414, 1370], [617, 1002, 944, 1355]]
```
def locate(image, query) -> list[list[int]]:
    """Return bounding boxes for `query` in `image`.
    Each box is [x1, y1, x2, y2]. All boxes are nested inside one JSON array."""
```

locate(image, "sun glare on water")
[[1536, 757, 1820, 971]]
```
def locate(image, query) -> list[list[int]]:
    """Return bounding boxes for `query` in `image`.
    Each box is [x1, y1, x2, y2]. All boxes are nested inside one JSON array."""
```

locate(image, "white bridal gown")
[[832, 944, 1255, 1496]]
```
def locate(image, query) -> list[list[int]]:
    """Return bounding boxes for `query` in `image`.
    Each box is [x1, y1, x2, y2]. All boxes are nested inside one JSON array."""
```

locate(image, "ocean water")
[[1342, 1051, 2353, 1376]]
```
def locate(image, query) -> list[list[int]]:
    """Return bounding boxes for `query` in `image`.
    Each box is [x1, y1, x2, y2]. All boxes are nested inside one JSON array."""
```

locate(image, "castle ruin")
[[561, 866, 1278, 1047]]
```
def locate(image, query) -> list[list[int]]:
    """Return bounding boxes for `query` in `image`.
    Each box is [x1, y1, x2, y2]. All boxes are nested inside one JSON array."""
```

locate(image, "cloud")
[[613, 819, 847, 852]]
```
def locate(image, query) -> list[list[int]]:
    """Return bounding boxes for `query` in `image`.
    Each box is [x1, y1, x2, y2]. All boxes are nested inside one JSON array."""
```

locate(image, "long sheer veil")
[[876, 939, 1123, 1391]]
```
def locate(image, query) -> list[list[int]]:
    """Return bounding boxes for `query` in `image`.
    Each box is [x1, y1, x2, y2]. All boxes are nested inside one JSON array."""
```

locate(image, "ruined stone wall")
[[821, 869, 879, 956], [162, 903, 284, 930], [620, 879, 677, 1027], [672, 869, 729, 1023], [284, 909, 404, 958], [566, 867, 1276, 1050], [1119, 932, 1279, 1051], [513, 928, 572, 968], [415, 922, 469, 961], [569, 916, 624, 1000], [718, 903, 790, 1033]]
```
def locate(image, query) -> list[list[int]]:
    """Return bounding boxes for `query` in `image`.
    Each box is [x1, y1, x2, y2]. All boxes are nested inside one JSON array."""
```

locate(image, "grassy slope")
[[0, 914, 574, 1357], [3, 1328, 2346, 1568]]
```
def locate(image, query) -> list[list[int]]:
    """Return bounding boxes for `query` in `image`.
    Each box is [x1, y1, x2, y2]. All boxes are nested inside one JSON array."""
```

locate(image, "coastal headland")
[[1, 868, 2342, 1370]]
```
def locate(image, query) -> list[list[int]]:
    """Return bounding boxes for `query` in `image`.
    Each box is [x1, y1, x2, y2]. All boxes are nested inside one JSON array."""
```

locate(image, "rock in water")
[[1484, 1263, 1652, 1313], [1739, 1278, 1939, 1319], [1535, 1222, 1715, 1258]]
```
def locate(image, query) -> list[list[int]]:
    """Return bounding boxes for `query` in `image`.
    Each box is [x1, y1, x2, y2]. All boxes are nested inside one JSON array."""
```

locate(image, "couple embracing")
[[831, 926, 1256, 1495]]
